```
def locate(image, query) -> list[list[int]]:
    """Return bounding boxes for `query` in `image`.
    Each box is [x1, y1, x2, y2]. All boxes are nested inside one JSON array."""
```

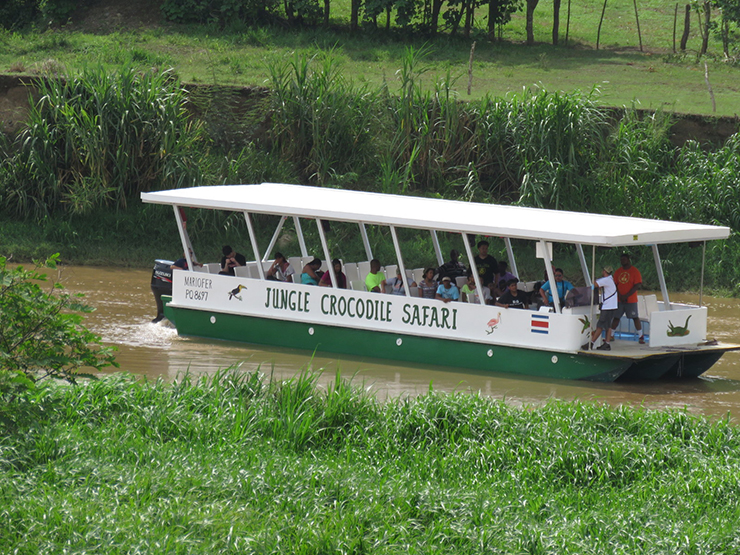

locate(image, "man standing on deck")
[[583, 266, 618, 351], [473, 240, 498, 297], [611, 253, 645, 344]]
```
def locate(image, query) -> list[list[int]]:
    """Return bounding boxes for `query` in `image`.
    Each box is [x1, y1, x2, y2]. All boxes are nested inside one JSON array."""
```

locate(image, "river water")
[[57, 265, 740, 419]]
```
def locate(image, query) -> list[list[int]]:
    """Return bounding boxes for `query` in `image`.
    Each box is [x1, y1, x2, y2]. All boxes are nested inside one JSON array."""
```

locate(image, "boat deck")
[[579, 339, 740, 380]]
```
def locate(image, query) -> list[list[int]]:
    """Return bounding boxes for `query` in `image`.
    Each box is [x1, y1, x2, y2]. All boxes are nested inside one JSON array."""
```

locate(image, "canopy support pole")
[[263, 216, 287, 261], [360, 223, 373, 261], [576, 244, 592, 287], [588, 245, 596, 338], [173, 205, 196, 270], [243, 211, 265, 280], [390, 225, 409, 296], [293, 217, 308, 257], [463, 233, 485, 305], [505, 237, 518, 279], [316, 219, 336, 288], [652, 244, 671, 310], [699, 241, 706, 307], [431, 230, 444, 266], [541, 240, 561, 313]]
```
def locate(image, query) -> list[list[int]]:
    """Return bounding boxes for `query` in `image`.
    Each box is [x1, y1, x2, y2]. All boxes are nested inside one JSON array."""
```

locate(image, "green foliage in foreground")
[[2, 369, 740, 554], [0, 255, 118, 403]]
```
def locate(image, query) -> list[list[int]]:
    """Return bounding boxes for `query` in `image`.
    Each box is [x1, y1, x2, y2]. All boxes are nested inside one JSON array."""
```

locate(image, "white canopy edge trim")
[[141, 183, 730, 247]]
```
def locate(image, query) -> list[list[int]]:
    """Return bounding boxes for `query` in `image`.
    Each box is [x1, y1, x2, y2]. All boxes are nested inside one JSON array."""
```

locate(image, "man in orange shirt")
[[611, 253, 645, 344]]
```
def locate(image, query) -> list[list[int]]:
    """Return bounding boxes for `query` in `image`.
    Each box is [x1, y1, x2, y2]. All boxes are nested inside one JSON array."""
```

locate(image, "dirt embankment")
[[2, 73, 737, 147]]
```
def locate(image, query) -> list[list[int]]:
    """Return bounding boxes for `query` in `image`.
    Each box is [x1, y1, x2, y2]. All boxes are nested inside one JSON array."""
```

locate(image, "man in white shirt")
[[582, 266, 618, 351]]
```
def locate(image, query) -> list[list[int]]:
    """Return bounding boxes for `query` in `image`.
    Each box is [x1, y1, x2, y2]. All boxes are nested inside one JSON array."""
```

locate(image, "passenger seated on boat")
[[461, 270, 492, 305], [435, 276, 460, 303], [539, 268, 574, 311], [495, 261, 517, 296], [301, 258, 322, 285], [365, 259, 387, 293], [172, 249, 203, 271], [266, 252, 295, 282], [436, 249, 467, 281], [219, 245, 246, 276], [319, 259, 347, 289], [417, 268, 438, 299], [496, 278, 528, 309], [583, 266, 618, 351], [387, 267, 416, 295]]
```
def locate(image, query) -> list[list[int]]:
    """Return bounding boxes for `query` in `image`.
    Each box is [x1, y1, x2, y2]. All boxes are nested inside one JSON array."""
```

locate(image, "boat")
[[141, 183, 738, 381]]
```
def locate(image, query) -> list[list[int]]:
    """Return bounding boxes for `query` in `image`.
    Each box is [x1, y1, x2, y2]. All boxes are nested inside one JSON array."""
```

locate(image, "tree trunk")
[[350, 0, 360, 31], [633, 0, 642, 51], [488, 0, 496, 39], [464, 0, 473, 37], [386, 5, 391, 30], [700, 1, 710, 55], [721, 15, 729, 57], [565, 0, 571, 45], [526, 0, 539, 45], [431, 0, 443, 35], [284, 0, 295, 25], [324, 0, 330, 26], [596, 0, 608, 50], [552, 0, 561, 45], [680, 4, 690, 50]]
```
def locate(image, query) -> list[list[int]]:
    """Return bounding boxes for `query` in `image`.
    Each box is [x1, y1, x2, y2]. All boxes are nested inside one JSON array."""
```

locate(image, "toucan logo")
[[228, 284, 247, 301]]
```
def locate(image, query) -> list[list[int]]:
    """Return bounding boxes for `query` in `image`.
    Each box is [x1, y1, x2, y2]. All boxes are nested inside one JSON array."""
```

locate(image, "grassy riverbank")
[[1, 0, 738, 116], [3, 369, 740, 554]]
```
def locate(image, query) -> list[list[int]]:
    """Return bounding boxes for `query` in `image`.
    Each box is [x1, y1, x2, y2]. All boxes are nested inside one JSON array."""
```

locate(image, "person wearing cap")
[[435, 276, 460, 303], [583, 266, 618, 351], [611, 253, 645, 344]]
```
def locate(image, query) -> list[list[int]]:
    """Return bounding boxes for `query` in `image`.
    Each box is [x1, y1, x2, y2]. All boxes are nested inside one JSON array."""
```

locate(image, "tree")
[[526, 0, 540, 44], [0, 254, 118, 398], [712, 0, 740, 56], [552, 0, 561, 44], [488, 0, 521, 40]]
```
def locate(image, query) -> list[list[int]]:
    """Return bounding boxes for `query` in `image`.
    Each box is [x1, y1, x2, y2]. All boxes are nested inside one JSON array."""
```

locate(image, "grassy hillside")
[[0, 0, 738, 115]]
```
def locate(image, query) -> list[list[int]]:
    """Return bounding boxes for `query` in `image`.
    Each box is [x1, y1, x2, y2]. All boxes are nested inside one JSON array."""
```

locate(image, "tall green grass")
[[0, 65, 204, 218], [3, 369, 740, 553]]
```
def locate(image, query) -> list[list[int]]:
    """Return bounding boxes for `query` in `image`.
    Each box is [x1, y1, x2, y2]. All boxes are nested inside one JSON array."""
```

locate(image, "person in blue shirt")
[[435, 276, 460, 303], [539, 268, 574, 310]]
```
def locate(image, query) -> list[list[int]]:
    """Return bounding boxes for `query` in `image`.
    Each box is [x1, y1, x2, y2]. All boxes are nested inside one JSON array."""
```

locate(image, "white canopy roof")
[[141, 183, 730, 247]]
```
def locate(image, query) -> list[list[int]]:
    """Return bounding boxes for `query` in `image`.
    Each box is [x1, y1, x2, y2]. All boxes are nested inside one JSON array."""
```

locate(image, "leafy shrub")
[[0, 0, 38, 30], [161, 0, 279, 25], [38, 0, 79, 23], [0, 254, 118, 402]]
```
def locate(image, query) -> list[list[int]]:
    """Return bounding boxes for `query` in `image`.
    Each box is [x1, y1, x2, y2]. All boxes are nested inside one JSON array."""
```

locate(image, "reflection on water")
[[56, 265, 740, 418]]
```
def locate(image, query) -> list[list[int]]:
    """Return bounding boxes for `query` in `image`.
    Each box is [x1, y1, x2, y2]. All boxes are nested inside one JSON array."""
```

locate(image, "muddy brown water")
[[56, 265, 740, 419]]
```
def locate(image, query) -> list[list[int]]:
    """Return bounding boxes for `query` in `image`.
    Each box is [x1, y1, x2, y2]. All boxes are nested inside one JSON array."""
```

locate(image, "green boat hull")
[[164, 302, 632, 382]]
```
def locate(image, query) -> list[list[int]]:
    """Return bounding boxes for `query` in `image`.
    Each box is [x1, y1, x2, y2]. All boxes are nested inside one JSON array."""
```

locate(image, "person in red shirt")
[[610, 253, 645, 344]]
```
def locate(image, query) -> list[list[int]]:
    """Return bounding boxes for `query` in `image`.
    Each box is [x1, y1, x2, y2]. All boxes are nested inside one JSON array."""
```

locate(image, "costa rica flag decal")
[[531, 314, 550, 334]]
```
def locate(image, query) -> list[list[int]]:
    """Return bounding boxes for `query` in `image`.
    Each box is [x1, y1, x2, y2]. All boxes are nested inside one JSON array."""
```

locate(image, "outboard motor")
[[151, 259, 174, 323]]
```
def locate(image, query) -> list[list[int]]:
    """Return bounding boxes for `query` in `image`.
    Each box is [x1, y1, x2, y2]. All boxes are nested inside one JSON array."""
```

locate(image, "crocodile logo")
[[667, 315, 692, 337]]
